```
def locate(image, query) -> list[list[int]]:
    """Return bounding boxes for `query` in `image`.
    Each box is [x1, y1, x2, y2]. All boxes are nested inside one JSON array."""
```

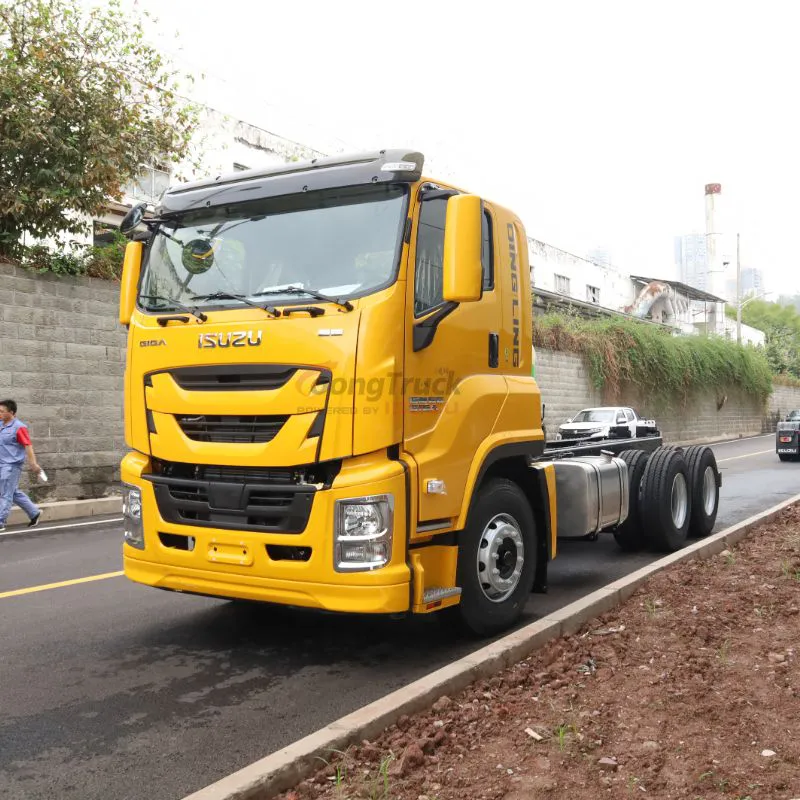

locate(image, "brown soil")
[[275, 505, 800, 800]]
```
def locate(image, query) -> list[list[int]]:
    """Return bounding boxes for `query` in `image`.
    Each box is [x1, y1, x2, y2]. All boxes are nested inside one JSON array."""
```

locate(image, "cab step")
[[423, 586, 462, 604]]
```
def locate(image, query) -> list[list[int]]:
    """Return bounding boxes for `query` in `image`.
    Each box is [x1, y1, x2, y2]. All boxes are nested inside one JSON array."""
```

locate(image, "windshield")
[[137, 184, 407, 312], [788, 410, 800, 420], [572, 409, 616, 423]]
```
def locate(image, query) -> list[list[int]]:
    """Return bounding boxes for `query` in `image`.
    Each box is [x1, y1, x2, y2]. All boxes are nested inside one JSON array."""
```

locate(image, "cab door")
[[402, 191, 505, 523]]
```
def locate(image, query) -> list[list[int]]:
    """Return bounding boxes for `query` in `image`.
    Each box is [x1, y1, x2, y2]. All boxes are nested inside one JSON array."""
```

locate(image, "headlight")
[[122, 483, 144, 550], [334, 494, 394, 571]]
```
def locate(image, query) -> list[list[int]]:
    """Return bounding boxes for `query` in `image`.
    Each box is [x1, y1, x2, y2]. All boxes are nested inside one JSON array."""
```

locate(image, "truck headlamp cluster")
[[334, 494, 394, 571], [122, 483, 145, 550]]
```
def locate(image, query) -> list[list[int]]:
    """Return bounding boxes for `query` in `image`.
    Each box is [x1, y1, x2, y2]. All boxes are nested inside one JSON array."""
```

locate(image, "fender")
[[454, 433, 545, 530]]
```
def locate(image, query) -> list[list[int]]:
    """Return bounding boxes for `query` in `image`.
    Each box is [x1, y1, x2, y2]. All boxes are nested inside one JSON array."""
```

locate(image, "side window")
[[482, 210, 494, 290], [625, 409, 635, 422], [414, 197, 446, 316], [414, 197, 491, 317]]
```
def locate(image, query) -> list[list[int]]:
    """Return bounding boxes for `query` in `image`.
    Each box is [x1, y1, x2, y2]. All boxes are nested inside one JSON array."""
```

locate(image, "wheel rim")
[[702, 465, 716, 516], [476, 513, 525, 603], [671, 472, 689, 529]]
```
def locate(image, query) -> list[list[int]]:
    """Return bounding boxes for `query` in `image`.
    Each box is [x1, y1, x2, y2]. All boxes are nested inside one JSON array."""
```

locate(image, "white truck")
[[556, 406, 657, 442]]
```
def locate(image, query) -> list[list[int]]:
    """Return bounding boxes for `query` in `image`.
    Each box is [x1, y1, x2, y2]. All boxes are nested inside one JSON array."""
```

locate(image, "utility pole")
[[736, 233, 742, 345]]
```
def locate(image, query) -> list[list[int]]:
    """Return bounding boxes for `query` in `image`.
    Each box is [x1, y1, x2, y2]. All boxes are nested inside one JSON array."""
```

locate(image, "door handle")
[[488, 333, 499, 368]]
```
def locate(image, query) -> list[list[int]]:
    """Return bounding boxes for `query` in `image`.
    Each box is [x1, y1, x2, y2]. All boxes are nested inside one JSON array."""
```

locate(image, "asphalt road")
[[1, 434, 796, 800]]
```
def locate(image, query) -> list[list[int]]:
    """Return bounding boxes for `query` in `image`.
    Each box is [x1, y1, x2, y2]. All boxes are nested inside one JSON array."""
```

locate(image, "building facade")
[[529, 237, 764, 347], [674, 233, 709, 292]]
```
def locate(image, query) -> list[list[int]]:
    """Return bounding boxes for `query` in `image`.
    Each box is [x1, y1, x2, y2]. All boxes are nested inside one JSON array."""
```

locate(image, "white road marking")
[[711, 433, 772, 447], [0, 517, 123, 538], [717, 449, 774, 464]]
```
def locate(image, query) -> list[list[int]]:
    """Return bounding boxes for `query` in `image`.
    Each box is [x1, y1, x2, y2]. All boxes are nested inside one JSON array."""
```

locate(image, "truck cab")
[[118, 149, 553, 635]]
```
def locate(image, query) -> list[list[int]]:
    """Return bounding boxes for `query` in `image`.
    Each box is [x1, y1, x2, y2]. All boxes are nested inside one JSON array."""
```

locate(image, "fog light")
[[334, 494, 393, 571], [122, 483, 144, 550]]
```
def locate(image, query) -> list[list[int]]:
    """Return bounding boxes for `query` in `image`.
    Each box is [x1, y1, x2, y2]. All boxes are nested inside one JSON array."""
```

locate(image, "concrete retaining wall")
[[536, 347, 800, 445]]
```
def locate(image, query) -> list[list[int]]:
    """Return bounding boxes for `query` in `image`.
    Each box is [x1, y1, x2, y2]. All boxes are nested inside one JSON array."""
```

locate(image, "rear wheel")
[[779, 453, 793, 462], [455, 478, 537, 637], [682, 445, 720, 538], [613, 449, 649, 551], [640, 447, 692, 553]]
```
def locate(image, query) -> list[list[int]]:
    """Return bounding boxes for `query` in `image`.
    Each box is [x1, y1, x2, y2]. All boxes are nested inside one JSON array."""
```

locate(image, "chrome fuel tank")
[[553, 453, 629, 539]]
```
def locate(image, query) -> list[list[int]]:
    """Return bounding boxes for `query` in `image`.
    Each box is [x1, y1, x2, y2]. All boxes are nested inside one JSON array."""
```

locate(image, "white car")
[[556, 406, 652, 441]]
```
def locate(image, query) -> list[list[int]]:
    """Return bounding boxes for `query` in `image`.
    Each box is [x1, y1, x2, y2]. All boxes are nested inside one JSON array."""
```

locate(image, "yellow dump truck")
[[117, 149, 720, 635]]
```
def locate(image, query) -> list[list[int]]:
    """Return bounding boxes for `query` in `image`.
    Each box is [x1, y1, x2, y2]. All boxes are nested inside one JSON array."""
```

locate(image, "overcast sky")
[[124, 0, 800, 295]]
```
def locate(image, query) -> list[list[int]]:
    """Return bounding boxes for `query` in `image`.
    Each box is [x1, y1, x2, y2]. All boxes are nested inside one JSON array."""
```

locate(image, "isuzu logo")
[[198, 331, 263, 348]]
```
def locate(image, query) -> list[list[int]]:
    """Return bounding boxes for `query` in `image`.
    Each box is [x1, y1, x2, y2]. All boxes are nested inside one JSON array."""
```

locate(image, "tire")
[[779, 453, 793, 462], [640, 447, 692, 553], [682, 445, 720, 538], [613, 449, 649, 551], [455, 478, 538, 637]]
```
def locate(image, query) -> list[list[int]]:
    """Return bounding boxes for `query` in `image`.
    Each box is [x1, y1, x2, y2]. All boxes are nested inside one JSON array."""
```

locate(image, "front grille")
[[559, 430, 588, 440], [176, 414, 287, 443], [202, 465, 295, 485], [166, 364, 297, 391], [145, 459, 342, 534], [150, 477, 315, 533]]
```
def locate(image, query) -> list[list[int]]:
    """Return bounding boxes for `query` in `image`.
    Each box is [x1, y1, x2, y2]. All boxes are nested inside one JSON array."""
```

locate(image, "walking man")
[[0, 399, 42, 532]]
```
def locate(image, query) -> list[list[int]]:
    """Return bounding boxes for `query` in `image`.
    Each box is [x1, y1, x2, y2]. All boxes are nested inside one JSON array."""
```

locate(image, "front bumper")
[[121, 451, 411, 614]]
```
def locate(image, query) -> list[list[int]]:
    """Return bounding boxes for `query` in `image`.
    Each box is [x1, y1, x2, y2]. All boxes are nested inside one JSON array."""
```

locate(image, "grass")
[[717, 638, 732, 665], [533, 312, 773, 403], [318, 750, 398, 800], [780, 560, 800, 581], [643, 597, 660, 618]]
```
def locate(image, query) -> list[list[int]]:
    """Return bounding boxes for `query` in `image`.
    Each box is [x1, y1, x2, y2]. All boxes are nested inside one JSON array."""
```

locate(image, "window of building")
[[586, 284, 600, 304], [414, 198, 493, 316], [554, 274, 570, 295], [124, 164, 170, 204]]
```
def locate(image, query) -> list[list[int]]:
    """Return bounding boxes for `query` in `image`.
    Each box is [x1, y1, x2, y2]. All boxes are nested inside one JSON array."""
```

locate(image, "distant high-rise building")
[[674, 234, 708, 291], [740, 267, 764, 296]]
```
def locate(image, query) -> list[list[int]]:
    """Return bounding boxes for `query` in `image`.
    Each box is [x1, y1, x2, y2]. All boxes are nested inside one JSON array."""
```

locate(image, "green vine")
[[534, 313, 773, 402]]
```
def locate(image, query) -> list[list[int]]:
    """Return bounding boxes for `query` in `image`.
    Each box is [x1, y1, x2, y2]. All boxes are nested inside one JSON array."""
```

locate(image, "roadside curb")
[[182, 491, 800, 800], [7, 496, 121, 526]]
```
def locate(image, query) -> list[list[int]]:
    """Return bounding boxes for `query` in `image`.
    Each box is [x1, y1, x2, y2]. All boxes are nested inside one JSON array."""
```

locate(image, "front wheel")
[[455, 478, 538, 637]]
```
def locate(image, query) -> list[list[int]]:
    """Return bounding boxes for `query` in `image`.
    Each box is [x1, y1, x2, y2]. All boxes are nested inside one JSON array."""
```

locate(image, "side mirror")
[[119, 241, 143, 326], [565, 417, 572, 424], [120, 203, 148, 237], [616, 416, 626, 425], [442, 194, 482, 303]]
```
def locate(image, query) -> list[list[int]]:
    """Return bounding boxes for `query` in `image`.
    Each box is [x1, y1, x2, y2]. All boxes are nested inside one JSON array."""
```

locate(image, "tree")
[[0, 0, 197, 256], [734, 299, 800, 377]]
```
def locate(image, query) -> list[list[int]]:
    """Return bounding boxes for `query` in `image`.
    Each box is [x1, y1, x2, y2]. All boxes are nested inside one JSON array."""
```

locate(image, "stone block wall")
[[4, 260, 800, 503], [535, 347, 794, 445], [0, 262, 126, 501]]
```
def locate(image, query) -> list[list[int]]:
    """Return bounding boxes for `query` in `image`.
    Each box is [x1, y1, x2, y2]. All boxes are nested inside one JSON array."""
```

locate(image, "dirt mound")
[[277, 505, 800, 800]]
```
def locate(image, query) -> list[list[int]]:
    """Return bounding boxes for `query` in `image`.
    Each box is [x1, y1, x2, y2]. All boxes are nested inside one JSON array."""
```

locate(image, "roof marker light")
[[381, 161, 417, 172]]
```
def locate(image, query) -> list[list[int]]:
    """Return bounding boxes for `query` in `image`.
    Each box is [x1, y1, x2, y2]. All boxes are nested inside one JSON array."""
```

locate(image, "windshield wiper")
[[252, 286, 354, 312], [139, 294, 208, 324], [192, 292, 280, 318]]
